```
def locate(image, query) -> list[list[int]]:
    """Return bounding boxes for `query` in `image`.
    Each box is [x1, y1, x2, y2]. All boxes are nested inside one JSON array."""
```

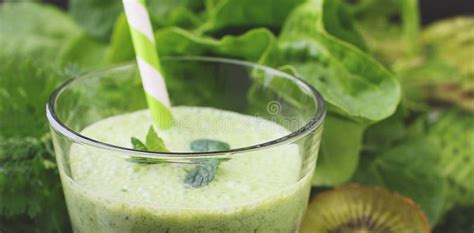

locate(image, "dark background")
[[44, 0, 473, 25]]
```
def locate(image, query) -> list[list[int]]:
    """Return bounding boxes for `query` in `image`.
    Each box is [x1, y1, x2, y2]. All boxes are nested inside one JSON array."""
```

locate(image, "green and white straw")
[[122, 0, 172, 129]]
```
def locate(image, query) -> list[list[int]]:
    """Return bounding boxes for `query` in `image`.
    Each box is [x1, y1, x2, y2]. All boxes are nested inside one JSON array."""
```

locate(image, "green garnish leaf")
[[131, 137, 147, 151], [184, 139, 231, 188], [190, 139, 230, 152], [146, 126, 169, 152], [185, 159, 220, 189], [126, 156, 166, 165], [127, 127, 169, 165]]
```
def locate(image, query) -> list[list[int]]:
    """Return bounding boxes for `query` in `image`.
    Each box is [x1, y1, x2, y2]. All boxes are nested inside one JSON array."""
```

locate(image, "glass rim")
[[46, 56, 326, 159]]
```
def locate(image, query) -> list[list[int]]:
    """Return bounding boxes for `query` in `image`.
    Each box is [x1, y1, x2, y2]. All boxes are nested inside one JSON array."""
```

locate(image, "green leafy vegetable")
[[0, 57, 65, 138], [127, 127, 169, 164], [131, 137, 148, 151], [354, 117, 448, 225], [145, 127, 169, 152], [0, 137, 70, 233], [427, 110, 474, 210], [58, 33, 109, 71], [103, 14, 278, 112], [0, 2, 81, 66], [184, 139, 231, 188], [311, 0, 367, 50], [126, 156, 167, 165], [69, 0, 122, 41], [105, 13, 135, 64], [421, 17, 474, 77], [184, 159, 220, 188], [156, 27, 276, 62], [2, 0, 471, 230], [345, 0, 420, 64], [397, 17, 474, 112], [271, 0, 401, 122], [190, 139, 230, 152], [200, 0, 305, 34], [102, 4, 277, 63], [147, 0, 205, 28], [312, 115, 366, 186], [0, 52, 71, 231]]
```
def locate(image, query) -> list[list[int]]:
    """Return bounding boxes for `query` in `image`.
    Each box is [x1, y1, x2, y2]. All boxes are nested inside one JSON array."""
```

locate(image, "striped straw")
[[122, 0, 172, 129]]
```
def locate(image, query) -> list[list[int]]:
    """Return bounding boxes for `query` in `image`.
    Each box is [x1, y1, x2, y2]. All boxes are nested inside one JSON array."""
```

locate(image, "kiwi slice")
[[301, 184, 430, 233]]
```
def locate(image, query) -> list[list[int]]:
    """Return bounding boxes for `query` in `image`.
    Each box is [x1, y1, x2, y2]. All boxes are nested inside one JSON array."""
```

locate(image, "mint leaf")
[[145, 127, 169, 152], [131, 137, 147, 151], [184, 139, 230, 188], [127, 127, 169, 164], [185, 159, 220, 189], [190, 139, 230, 152], [126, 157, 166, 165]]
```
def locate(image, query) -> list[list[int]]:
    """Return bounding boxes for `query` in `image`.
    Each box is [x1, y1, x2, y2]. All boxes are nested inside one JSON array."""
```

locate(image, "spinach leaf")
[[272, 0, 401, 122], [156, 27, 275, 62], [105, 14, 135, 64], [0, 2, 81, 66], [105, 27, 275, 108], [309, 0, 367, 50], [147, 0, 205, 28], [69, 0, 204, 41], [69, 0, 122, 41], [201, 0, 305, 34], [58, 33, 109, 71], [420, 17, 474, 78], [397, 17, 474, 111], [345, 0, 420, 64], [106, 26, 275, 64], [312, 114, 366, 186]]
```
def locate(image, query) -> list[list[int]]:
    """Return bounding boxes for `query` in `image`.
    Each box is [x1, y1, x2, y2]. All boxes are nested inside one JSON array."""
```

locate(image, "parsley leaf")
[[0, 54, 71, 231], [0, 137, 70, 232]]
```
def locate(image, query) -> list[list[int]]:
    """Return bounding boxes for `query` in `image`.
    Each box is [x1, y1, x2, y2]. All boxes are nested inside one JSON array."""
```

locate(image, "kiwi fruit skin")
[[300, 184, 431, 233]]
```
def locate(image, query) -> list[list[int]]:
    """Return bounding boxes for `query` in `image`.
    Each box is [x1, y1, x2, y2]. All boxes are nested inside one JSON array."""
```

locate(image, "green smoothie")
[[61, 107, 313, 233]]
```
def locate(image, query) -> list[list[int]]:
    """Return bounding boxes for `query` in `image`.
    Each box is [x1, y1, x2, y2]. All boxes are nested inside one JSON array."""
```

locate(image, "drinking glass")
[[47, 57, 325, 233]]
